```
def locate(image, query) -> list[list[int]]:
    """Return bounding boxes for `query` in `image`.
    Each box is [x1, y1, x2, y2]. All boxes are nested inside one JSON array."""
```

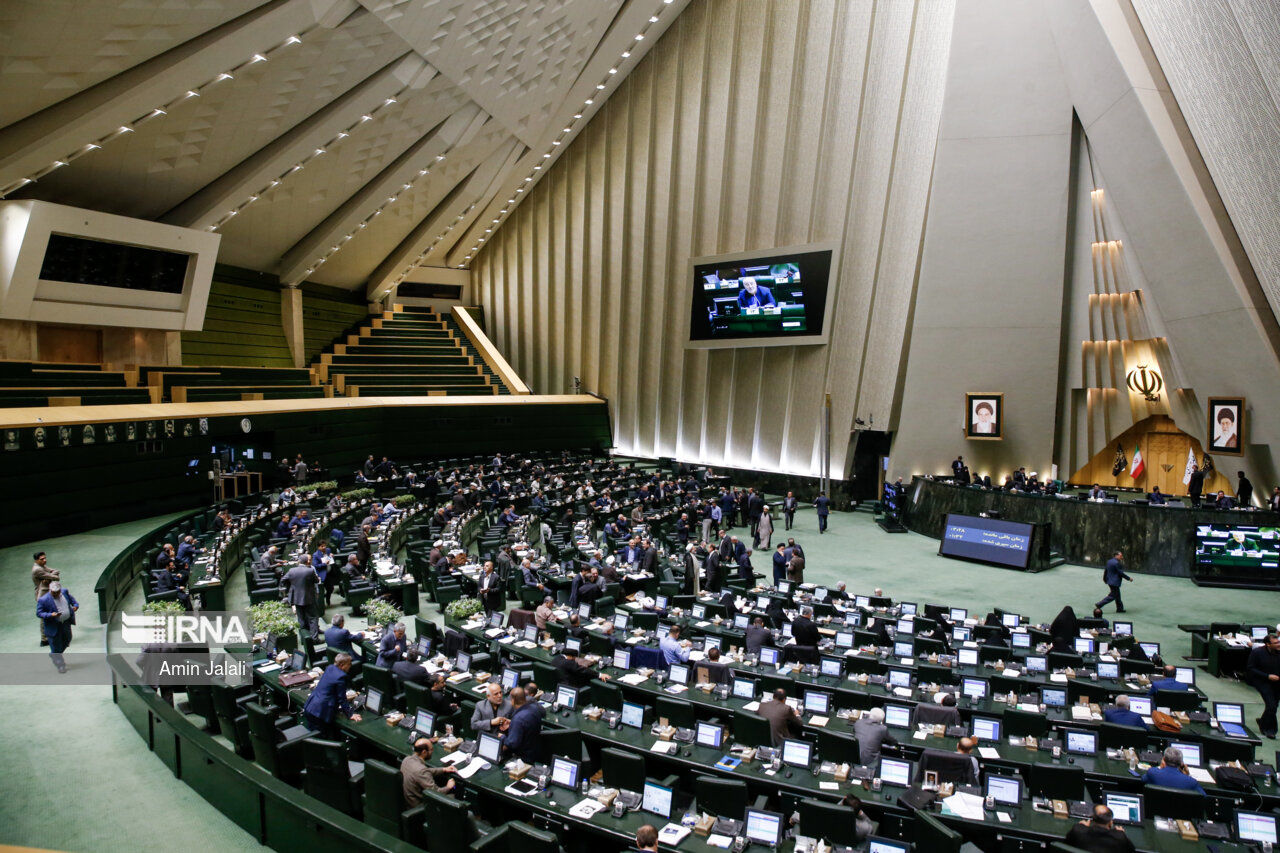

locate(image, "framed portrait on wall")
[[965, 393, 1003, 440], [1207, 397, 1244, 455]]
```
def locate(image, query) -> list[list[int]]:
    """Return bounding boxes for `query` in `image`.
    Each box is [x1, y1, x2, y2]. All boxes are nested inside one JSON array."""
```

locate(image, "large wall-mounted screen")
[[687, 245, 835, 348]]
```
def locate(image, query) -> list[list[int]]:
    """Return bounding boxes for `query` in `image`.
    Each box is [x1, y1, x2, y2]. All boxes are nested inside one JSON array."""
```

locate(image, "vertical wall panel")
[[472, 0, 955, 476]]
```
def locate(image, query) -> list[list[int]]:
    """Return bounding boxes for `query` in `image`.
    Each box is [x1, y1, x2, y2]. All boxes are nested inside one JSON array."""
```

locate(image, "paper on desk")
[[659, 824, 691, 844], [1190, 767, 1215, 785], [1070, 705, 1092, 721], [626, 636, 644, 645], [706, 834, 733, 848], [650, 741, 677, 754], [569, 798, 606, 818], [978, 747, 1000, 759], [514, 640, 537, 649], [893, 687, 913, 698], [912, 731, 928, 740], [618, 673, 648, 685], [1001, 669, 1021, 678], [688, 651, 705, 662], [1050, 673, 1069, 683], [743, 701, 761, 712], [497, 635, 515, 644], [456, 757, 489, 778], [997, 812, 1013, 823], [808, 716, 829, 728], [819, 782, 839, 791], [441, 751, 470, 765], [256, 663, 283, 673], [696, 621, 711, 628], [941, 791, 986, 820]]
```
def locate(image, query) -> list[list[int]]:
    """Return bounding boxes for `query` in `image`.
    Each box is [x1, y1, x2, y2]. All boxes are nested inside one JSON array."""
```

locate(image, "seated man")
[[916, 692, 962, 728], [552, 647, 609, 688], [401, 737, 458, 804], [1103, 694, 1146, 728], [153, 561, 192, 610], [274, 515, 294, 538], [659, 625, 691, 666], [534, 596, 558, 631], [1142, 746, 1205, 795], [698, 647, 730, 685], [324, 614, 364, 656], [1148, 665, 1191, 696], [391, 648, 430, 687], [1065, 805, 1135, 853], [736, 277, 776, 309]]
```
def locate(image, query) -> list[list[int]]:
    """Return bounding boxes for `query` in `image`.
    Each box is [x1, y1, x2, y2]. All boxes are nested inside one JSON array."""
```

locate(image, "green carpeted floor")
[[2, 505, 1275, 851]]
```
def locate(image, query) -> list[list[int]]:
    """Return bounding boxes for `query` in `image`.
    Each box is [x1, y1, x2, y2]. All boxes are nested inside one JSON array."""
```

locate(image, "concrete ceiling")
[[0, 0, 688, 296]]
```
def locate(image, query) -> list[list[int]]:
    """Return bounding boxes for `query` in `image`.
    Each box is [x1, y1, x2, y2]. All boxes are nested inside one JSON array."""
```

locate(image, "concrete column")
[[281, 286, 304, 367]]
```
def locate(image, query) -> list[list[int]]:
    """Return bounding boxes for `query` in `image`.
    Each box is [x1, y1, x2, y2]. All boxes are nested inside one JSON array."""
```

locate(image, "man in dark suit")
[[758, 688, 802, 747], [952, 456, 969, 484], [1102, 695, 1146, 728], [736, 548, 754, 584], [698, 647, 731, 685], [478, 561, 504, 613], [1188, 464, 1205, 507], [283, 559, 321, 639], [303, 653, 361, 737], [1237, 471, 1254, 507], [153, 561, 191, 610], [503, 687, 545, 763], [704, 548, 722, 593], [36, 581, 78, 673], [377, 622, 408, 667], [814, 493, 831, 533], [356, 524, 372, 568], [391, 648, 430, 686], [324, 614, 365, 656], [639, 539, 658, 576], [737, 278, 776, 309], [1095, 551, 1132, 614], [552, 647, 610, 688], [791, 606, 821, 647]]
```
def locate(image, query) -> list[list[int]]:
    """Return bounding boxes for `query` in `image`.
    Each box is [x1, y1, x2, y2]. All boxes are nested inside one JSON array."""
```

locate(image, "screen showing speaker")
[[688, 247, 834, 347]]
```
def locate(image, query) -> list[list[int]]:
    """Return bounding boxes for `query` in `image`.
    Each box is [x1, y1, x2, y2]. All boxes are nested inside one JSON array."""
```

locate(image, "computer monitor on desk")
[[642, 780, 672, 818], [744, 809, 783, 847]]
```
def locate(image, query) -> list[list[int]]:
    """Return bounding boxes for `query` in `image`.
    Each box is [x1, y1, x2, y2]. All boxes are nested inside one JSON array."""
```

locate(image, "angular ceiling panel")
[[0, 0, 690, 290]]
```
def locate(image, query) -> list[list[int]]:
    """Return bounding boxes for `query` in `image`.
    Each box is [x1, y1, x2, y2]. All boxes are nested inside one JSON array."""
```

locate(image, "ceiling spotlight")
[[596, 83, 606, 89], [84, 143, 101, 151], [149, 108, 167, 117], [585, 98, 593, 104], [118, 126, 134, 134], [384, 97, 397, 105], [336, 131, 349, 138], [216, 72, 233, 81], [573, 114, 582, 119], [436, 154, 446, 161], [543, 153, 551, 158], [621, 51, 630, 58], [650, 15, 659, 22], [609, 68, 618, 74], [251, 53, 267, 63], [361, 114, 372, 122], [552, 140, 560, 145], [635, 33, 644, 40], [285, 35, 302, 45], [507, 199, 515, 203], [314, 148, 326, 155], [419, 169, 428, 175], [184, 90, 199, 99], [492, 218, 499, 223]]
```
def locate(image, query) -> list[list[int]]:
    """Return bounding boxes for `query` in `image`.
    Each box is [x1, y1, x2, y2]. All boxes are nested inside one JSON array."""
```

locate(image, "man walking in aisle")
[[814, 492, 831, 534], [1095, 550, 1132, 614]]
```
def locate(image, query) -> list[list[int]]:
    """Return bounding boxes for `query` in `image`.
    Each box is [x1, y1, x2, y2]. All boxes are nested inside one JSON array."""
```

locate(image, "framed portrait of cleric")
[[1207, 397, 1244, 455], [965, 393, 1003, 440]]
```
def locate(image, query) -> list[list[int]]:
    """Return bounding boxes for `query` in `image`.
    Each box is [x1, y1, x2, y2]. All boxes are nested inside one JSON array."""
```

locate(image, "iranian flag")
[[1129, 444, 1145, 479]]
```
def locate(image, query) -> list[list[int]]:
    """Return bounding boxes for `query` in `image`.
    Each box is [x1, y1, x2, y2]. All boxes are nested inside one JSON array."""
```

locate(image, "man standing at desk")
[[736, 278, 776, 309], [377, 622, 408, 667], [952, 456, 969, 484], [1238, 470, 1254, 507], [283, 558, 321, 640], [1247, 633, 1280, 739], [1094, 550, 1132, 614], [791, 606, 821, 647], [303, 653, 361, 738], [503, 687, 544, 763], [478, 561, 503, 614], [813, 492, 831, 534], [744, 616, 773, 657]]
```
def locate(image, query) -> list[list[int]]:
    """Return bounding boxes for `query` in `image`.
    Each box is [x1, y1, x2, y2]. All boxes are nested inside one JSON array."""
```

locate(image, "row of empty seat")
[[314, 305, 512, 396]]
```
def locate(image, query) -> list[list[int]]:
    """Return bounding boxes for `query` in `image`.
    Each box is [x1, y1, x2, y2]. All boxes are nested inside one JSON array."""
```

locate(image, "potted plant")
[[364, 599, 404, 631], [343, 487, 375, 503], [444, 596, 484, 624], [142, 600, 186, 616], [249, 600, 298, 653], [393, 494, 417, 509]]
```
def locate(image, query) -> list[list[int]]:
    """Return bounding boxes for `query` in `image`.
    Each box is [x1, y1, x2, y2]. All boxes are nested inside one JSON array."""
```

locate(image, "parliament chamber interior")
[[4, 1, 1280, 852]]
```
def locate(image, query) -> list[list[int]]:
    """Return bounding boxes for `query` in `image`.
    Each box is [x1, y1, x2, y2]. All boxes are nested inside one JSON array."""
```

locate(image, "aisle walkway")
[[0, 514, 261, 852]]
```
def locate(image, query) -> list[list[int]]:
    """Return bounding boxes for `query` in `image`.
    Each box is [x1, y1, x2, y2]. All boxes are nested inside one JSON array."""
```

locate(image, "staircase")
[[314, 305, 514, 396]]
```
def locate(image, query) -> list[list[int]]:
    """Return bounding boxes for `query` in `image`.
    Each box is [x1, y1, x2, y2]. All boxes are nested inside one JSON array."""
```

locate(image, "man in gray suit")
[[471, 683, 514, 734], [283, 558, 321, 639], [854, 707, 897, 767]]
